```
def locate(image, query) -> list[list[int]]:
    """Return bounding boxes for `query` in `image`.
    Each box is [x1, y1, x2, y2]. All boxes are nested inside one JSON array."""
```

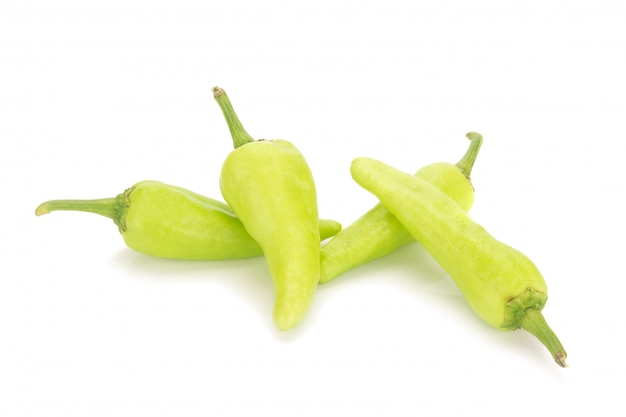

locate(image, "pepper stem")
[[212, 86, 255, 149], [35, 194, 128, 232], [455, 132, 483, 179], [520, 308, 568, 368]]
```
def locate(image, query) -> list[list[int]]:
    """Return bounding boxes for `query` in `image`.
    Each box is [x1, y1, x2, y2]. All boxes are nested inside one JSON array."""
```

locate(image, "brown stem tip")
[[212, 86, 225, 98]]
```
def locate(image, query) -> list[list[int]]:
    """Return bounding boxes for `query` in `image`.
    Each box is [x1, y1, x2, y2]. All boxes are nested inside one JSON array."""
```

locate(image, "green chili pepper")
[[35, 180, 341, 260], [350, 157, 567, 367], [320, 132, 482, 284], [213, 86, 321, 331]]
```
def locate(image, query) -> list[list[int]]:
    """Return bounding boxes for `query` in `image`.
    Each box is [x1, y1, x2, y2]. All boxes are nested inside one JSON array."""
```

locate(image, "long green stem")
[[212, 86, 255, 149], [455, 132, 483, 178], [521, 308, 568, 368], [35, 194, 128, 231]]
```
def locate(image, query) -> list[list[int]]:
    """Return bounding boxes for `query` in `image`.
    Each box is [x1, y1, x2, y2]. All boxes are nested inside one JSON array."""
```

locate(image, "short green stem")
[[212, 86, 255, 149], [455, 132, 483, 179], [35, 194, 128, 232], [520, 308, 568, 368]]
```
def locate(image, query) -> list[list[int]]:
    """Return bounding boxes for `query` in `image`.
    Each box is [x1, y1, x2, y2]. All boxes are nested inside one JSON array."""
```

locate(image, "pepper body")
[[220, 140, 320, 330], [350, 157, 566, 367], [35, 180, 341, 260], [320, 133, 482, 284]]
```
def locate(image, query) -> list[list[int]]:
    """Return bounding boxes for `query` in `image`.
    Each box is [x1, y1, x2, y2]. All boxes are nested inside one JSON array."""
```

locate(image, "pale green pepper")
[[350, 157, 567, 367], [35, 180, 341, 260], [213, 87, 321, 330]]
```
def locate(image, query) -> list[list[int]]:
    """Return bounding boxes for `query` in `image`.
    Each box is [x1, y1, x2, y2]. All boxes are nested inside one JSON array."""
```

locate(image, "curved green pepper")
[[213, 87, 322, 331], [350, 156, 567, 367], [35, 180, 341, 260], [320, 132, 482, 284]]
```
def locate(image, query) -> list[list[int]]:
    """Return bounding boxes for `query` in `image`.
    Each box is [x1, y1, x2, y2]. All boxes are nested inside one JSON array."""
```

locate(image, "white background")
[[1, 1, 625, 416]]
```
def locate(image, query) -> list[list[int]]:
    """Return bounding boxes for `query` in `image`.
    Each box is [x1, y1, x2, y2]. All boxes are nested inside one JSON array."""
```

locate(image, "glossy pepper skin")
[[35, 180, 341, 260], [350, 157, 567, 367], [319, 132, 482, 284], [213, 87, 321, 331]]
